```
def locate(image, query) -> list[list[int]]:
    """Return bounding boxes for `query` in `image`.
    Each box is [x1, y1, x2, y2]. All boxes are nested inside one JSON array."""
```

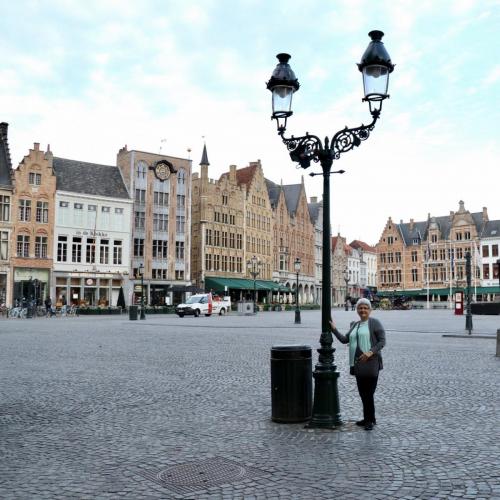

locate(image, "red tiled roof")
[[236, 164, 257, 188], [349, 239, 376, 253]]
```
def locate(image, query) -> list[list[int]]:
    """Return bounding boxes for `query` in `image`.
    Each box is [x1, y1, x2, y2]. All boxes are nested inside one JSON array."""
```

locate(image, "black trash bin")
[[129, 305, 138, 321], [271, 345, 312, 423]]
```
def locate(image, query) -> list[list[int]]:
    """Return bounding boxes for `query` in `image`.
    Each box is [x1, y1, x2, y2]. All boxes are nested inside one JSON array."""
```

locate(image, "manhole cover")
[[137, 457, 269, 495]]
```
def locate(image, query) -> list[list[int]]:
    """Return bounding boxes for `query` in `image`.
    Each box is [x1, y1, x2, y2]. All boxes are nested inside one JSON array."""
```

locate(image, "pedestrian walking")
[[330, 297, 386, 431], [45, 296, 55, 318]]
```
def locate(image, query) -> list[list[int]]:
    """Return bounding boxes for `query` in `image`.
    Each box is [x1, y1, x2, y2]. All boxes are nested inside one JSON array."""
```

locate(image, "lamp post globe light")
[[294, 257, 301, 324], [343, 268, 350, 312], [139, 263, 146, 320], [247, 256, 261, 314], [267, 31, 394, 429]]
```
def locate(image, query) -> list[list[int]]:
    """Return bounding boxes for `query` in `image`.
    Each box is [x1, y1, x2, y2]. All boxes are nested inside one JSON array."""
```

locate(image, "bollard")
[[497, 329, 500, 357]]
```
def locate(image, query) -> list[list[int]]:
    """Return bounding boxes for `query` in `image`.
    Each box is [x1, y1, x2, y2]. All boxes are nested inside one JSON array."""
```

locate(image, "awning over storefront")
[[205, 277, 292, 293]]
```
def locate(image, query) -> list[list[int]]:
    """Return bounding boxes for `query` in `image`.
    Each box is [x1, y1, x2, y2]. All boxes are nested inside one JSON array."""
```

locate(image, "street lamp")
[[343, 268, 350, 311], [267, 31, 394, 429], [139, 263, 146, 320], [294, 257, 301, 324], [247, 256, 261, 314], [465, 251, 473, 334]]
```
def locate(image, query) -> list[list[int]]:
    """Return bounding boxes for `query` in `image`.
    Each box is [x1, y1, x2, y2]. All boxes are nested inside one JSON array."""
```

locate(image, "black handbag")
[[352, 323, 380, 378]]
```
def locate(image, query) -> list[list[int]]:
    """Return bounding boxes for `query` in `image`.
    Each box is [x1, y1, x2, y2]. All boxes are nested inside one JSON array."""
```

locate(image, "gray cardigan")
[[331, 317, 386, 369]]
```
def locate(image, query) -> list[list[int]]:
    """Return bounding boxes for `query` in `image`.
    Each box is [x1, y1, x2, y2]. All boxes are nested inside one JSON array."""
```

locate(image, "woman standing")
[[330, 298, 386, 431]]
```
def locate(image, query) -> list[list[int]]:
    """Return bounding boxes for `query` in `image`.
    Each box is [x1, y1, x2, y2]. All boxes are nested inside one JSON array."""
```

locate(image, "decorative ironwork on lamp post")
[[266, 30, 394, 428], [294, 257, 301, 324], [139, 263, 146, 320], [247, 256, 261, 314]]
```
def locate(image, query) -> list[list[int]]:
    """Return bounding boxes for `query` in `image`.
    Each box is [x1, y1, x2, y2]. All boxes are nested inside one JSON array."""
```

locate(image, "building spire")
[[200, 142, 210, 166]]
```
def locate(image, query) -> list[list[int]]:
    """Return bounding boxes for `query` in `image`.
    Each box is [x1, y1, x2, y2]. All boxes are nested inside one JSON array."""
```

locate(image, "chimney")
[[410, 218, 414, 231], [229, 164, 237, 182], [310, 196, 317, 203], [482, 207, 489, 222], [34, 142, 40, 151]]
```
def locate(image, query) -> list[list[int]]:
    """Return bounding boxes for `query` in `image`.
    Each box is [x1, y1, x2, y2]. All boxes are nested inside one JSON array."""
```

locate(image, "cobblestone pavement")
[[1, 310, 499, 499]]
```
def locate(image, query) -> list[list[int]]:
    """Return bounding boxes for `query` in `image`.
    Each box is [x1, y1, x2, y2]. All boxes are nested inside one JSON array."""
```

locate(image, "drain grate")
[[137, 457, 269, 495]]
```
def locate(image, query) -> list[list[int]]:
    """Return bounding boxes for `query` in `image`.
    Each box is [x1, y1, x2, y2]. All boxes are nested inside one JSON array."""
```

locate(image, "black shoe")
[[364, 422, 374, 431], [355, 420, 366, 426]]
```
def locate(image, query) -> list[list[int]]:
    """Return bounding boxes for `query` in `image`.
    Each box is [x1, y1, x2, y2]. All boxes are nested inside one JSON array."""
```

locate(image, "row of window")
[[135, 189, 186, 208], [246, 236, 271, 256], [134, 212, 185, 233], [57, 236, 123, 265], [18, 200, 49, 223], [59, 201, 123, 214], [132, 268, 185, 281], [0, 195, 10, 222], [133, 239, 185, 260], [482, 244, 499, 258], [251, 195, 266, 207], [246, 211, 271, 231], [380, 246, 488, 264], [16, 235, 49, 258], [205, 254, 243, 273], [206, 229, 243, 249], [214, 211, 236, 225]]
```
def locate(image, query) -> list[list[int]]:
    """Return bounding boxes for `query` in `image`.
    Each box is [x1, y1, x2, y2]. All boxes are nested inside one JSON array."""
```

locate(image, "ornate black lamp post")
[[465, 251, 473, 334], [267, 30, 394, 428], [247, 256, 261, 314], [343, 268, 350, 311], [139, 263, 146, 320], [294, 257, 301, 324]]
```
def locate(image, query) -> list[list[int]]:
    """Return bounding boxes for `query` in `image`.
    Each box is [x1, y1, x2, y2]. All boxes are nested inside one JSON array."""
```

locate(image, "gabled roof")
[[350, 240, 376, 253], [482, 219, 500, 238], [282, 184, 302, 215], [265, 179, 281, 208], [0, 122, 13, 188], [53, 157, 130, 199], [308, 201, 321, 223], [236, 164, 257, 188], [398, 212, 486, 245]]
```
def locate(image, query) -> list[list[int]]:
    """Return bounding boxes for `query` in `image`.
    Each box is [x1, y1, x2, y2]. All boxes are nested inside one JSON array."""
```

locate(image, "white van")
[[175, 294, 231, 317]]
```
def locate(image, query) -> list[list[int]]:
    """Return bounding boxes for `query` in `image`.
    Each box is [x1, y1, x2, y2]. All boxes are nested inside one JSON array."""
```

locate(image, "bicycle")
[[8, 307, 27, 319]]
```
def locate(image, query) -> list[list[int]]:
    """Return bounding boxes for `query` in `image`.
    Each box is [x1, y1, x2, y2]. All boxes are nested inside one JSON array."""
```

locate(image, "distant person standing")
[[45, 296, 54, 318]]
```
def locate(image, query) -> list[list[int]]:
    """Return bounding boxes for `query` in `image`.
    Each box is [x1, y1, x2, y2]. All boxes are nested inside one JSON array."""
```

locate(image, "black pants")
[[356, 375, 379, 423]]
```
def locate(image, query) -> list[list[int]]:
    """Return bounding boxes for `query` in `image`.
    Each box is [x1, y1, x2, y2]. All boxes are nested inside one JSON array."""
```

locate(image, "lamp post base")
[[306, 365, 342, 429], [295, 309, 301, 324]]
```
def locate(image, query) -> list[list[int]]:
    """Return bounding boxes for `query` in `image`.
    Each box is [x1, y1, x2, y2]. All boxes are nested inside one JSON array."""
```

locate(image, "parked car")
[[175, 294, 231, 317]]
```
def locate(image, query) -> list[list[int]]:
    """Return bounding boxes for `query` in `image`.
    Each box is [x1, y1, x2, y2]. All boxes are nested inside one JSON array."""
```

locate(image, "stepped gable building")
[[267, 176, 315, 304], [52, 157, 133, 307], [237, 161, 274, 282], [190, 145, 246, 289], [10, 143, 57, 305], [331, 234, 348, 306], [308, 196, 323, 304], [0, 123, 13, 305], [376, 200, 495, 301], [117, 146, 192, 306]]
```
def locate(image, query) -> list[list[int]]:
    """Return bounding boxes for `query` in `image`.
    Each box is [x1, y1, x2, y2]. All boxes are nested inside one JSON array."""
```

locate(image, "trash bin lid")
[[271, 344, 312, 359]]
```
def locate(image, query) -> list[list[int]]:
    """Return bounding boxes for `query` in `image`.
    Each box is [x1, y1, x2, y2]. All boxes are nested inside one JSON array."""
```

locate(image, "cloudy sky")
[[1, 0, 499, 244]]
